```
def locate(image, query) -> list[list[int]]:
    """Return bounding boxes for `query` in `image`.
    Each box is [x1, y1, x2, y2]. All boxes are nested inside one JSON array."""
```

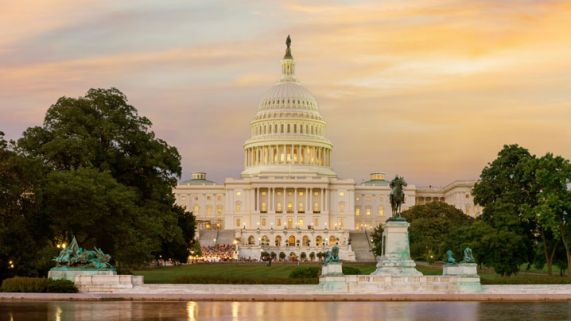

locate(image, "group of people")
[[191, 244, 236, 263]]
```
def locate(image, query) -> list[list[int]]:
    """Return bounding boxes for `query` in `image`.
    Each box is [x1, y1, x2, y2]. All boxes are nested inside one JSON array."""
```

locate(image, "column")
[[256, 188, 260, 213], [309, 188, 313, 214], [298, 144, 302, 164], [283, 187, 286, 214], [294, 188, 297, 214]]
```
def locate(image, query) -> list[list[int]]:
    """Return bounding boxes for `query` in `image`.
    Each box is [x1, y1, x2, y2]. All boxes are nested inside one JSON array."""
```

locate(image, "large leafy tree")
[[473, 144, 538, 275], [523, 153, 571, 276], [15, 88, 191, 269], [402, 202, 473, 261], [0, 132, 52, 279]]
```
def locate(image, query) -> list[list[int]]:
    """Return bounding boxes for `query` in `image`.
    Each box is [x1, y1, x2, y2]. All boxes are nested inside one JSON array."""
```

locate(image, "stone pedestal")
[[443, 263, 478, 276], [321, 262, 343, 276], [48, 268, 116, 282], [371, 219, 421, 276], [320, 263, 346, 291]]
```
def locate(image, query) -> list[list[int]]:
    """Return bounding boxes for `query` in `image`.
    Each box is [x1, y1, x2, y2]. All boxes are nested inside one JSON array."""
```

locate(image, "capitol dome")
[[242, 36, 335, 177]]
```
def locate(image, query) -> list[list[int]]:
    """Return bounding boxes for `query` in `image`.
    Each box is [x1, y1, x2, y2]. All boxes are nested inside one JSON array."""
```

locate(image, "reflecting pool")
[[1, 301, 571, 321]]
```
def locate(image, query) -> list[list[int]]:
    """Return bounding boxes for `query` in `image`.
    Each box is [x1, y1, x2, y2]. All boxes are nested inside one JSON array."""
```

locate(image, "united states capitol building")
[[174, 37, 481, 261]]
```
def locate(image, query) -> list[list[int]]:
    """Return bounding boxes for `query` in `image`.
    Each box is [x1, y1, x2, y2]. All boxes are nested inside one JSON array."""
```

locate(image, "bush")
[[46, 279, 78, 293], [342, 266, 362, 275], [279, 252, 286, 261], [1, 277, 77, 293], [173, 275, 318, 284], [289, 266, 320, 279]]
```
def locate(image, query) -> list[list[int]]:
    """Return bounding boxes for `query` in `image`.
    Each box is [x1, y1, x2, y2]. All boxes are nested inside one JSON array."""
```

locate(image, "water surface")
[[1, 301, 570, 321]]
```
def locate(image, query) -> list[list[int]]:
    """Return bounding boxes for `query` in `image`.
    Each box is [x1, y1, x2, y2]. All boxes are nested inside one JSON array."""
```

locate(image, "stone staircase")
[[349, 231, 376, 262], [216, 230, 236, 245], [198, 230, 218, 247]]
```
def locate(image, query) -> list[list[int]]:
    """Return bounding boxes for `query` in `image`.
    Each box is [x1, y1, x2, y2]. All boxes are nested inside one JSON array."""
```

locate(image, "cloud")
[[1, 0, 570, 186]]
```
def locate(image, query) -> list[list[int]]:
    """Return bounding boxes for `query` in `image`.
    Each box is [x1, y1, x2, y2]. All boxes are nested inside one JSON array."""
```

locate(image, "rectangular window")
[[378, 207, 384, 216], [355, 207, 361, 216], [236, 218, 241, 228], [366, 207, 371, 216], [277, 218, 282, 226], [261, 218, 267, 227]]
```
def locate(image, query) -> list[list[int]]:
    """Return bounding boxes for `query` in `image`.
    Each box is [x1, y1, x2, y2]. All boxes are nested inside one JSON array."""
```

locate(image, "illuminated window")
[[366, 207, 371, 216], [355, 207, 361, 216], [378, 207, 384, 216], [261, 202, 267, 212], [193, 205, 200, 214], [298, 219, 304, 227], [314, 192, 318, 196], [206, 206, 212, 216], [236, 191, 241, 196], [298, 203, 304, 212], [236, 218, 241, 227], [299, 191, 304, 196], [262, 191, 267, 196], [216, 205, 223, 215], [261, 218, 267, 226], [287, 202, 293, 213], [277, 203, 283, 212]]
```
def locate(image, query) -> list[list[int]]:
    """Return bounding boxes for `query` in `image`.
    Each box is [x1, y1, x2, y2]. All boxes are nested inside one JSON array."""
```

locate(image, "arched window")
[[316, 235, 323, 246], [329, 235, 338, 245], [193, 205, 200, 215], [288, 235, 296, 246], [248, 235, 255, 245], [275, 235, 282, 247], [261, 235, 269, 246], [302, 235, 310, 246]]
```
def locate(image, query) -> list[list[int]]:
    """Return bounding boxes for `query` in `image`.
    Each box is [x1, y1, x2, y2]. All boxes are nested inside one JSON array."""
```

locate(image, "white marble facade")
[[173, 38, 480, 258]]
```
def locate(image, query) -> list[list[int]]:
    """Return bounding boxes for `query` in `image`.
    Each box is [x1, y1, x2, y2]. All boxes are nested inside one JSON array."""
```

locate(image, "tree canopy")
[[1, 88, 195, 277]]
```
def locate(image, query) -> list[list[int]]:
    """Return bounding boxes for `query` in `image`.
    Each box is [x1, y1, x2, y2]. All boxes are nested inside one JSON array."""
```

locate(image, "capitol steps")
[[349, 231, 376, 262], [198, 230, 218, 247], [216, 230, 236, 245]]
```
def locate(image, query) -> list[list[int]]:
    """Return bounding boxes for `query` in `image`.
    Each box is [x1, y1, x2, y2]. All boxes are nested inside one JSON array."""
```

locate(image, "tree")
[[524, 153, 571, 276], [473, 144, 538, 275], [370, 224, 384, 257], [279, 252, 286, 261], [402, 202, 473, 261], [15, 88, 186, 269], [0, 132, 52, 280], [158, 206, 197, 264], [309, 252, 316, 261], [300, 252, 307, 261]]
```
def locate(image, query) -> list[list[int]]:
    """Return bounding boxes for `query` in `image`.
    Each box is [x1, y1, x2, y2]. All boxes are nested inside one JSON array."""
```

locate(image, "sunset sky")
[[1, 0, 570, 186]]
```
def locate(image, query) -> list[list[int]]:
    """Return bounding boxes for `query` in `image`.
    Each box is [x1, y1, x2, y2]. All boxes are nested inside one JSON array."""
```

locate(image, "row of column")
[[253, 187, 329, 214], [245, 145, 331, 167]]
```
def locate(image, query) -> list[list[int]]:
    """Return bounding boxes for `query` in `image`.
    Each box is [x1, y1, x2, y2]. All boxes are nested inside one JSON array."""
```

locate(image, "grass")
[[134, 262, 571, 284], [134, 262, 375, 284]]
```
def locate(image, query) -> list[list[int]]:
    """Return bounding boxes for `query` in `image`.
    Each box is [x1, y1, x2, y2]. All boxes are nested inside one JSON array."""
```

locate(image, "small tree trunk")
[[541, 231, 553, 275], [560, 223, 571, 278]]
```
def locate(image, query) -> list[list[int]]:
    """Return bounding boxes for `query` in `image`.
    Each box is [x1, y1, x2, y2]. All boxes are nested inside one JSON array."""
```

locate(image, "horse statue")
[[390, 175, 408, 217]]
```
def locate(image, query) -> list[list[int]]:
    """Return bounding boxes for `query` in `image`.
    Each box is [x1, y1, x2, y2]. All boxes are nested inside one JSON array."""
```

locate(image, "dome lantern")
[[281, 35, 295, 82]]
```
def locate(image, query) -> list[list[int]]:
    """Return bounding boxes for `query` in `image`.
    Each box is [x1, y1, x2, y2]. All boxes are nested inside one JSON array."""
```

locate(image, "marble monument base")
[[48, 268, 116, 282], [321, 262, 343, 276], [443, 263, 478, 276], [371, 219, 421, 276]]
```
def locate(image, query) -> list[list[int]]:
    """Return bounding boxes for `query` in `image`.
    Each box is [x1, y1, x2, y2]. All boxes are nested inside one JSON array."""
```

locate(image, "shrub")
[[1, 277, 48, 292], [279, 252, 286, 261], [46, 279, 78, 293], [1, 277, 78, 293], [300, 252, 307, 261], [342, 266, 362, 275], [289, 266, 320, 279], [309, 252, 316, 261]]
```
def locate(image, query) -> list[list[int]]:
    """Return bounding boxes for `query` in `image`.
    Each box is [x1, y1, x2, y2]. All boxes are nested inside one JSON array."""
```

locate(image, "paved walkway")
[[2, 284, 571, 301]]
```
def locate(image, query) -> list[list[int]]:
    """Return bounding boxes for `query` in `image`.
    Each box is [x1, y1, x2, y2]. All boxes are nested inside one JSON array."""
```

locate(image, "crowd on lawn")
[[191, 244, 237, 263]]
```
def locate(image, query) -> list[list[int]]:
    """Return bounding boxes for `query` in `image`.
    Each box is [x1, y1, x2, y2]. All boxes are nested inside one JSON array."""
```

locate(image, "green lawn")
[[134, 262, 571, 284]]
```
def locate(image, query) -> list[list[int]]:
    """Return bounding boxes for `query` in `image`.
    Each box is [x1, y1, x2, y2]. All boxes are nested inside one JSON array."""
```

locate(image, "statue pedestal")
[[443, 263, 478, 276], [48, 268, 116, 282], [371, 219, 421, 276], [321, 262, 343, 276], [320, 262, 346, 291]]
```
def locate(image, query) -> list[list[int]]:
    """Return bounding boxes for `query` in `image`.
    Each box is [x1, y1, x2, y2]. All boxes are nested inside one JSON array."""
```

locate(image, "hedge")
[[1, 277, 78, 293]]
